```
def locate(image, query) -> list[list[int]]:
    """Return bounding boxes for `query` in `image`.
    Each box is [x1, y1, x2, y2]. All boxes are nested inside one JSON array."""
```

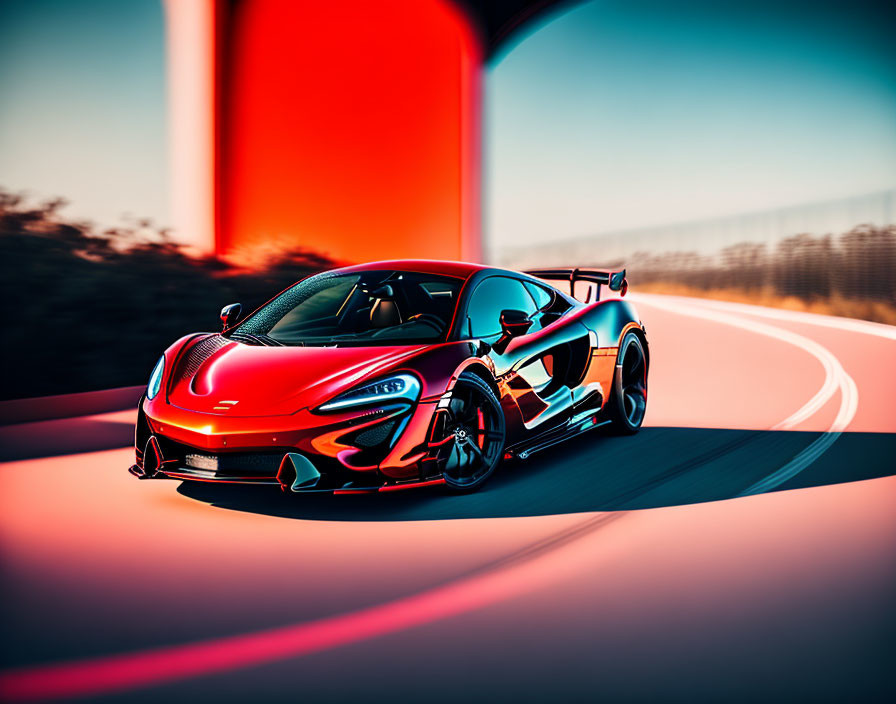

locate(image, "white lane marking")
[[632, 295, 859, 495], [632, 293, 896, 340], [633, 295, 852, 431], [743, 374, 859, 496]]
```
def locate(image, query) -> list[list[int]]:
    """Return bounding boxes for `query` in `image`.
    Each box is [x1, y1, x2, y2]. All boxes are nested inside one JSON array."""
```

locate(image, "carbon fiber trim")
[[178, 335, 228, 380]]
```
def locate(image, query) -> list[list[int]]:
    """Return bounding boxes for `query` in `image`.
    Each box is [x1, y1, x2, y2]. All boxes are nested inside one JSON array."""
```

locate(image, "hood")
[[168, 336, 426, 416]]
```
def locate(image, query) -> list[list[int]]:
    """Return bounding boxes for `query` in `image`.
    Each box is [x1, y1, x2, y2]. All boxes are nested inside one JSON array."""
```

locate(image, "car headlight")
[[146, 355, 165, 400], [318, 373, 421, 412]]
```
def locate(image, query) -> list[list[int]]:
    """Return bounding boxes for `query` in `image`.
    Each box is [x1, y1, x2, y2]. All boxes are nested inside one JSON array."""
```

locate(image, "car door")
[[464, 276, 587, 433]]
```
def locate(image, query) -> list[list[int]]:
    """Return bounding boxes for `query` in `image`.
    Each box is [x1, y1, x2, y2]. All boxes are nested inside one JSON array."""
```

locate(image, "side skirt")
[[508, 409, 611, 460]]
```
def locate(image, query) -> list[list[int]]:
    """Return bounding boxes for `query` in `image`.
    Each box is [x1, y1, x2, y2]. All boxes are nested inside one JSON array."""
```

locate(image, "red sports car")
[[130, 260, 648, 493]]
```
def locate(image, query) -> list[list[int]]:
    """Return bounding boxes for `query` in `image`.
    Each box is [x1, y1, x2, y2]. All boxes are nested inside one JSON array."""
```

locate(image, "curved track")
[[1, 295, 895, 702]]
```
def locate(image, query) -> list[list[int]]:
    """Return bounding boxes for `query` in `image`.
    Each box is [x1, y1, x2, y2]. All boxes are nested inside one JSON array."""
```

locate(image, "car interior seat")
[[370, 298, 402, 328]]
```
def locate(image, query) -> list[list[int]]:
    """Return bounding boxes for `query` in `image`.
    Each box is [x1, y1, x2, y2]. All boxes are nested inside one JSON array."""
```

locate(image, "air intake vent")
[[178, 335, 228, 379], [353, 419, 396, 448]]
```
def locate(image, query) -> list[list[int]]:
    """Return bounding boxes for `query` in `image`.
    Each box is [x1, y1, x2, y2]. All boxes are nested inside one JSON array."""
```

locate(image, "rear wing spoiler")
[[525, 268, 627, 303]]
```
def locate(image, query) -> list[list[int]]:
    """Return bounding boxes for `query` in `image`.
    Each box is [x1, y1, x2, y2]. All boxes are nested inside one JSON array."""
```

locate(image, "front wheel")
[[434, 372, 506, 492], [608, 331, 648, 434]]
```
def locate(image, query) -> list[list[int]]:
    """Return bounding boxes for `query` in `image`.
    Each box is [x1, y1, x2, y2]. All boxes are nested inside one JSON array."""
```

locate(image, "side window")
[[523, 281, 553, 310], [466, 277, 537, 338], [522, 281, 556, 331]]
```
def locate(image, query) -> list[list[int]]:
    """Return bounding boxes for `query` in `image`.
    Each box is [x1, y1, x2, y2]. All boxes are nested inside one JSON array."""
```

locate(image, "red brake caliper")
[[427, 409, 454, 448]]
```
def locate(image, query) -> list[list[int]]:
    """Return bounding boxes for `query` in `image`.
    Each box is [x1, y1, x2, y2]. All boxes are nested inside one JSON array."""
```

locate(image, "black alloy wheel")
[[434, 372, 506, 492], [609, 331, 648, 434]]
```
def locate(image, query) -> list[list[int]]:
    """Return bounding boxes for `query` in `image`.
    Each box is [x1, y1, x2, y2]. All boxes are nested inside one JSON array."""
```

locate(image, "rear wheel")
[[433, 372, 505, 492], [608, 331, 648, 434]]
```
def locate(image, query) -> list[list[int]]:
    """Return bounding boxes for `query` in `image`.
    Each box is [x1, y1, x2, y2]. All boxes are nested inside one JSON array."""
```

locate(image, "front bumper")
[[131, 394, 443, 491]]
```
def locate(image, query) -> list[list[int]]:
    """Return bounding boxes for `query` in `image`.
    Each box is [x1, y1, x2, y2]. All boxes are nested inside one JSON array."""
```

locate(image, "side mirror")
[[220, 303, 242, 330], [495, 309, 532, 353]]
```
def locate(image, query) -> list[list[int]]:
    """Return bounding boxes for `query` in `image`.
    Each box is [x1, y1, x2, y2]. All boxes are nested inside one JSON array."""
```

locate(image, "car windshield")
[[232, 270, 463, 346]]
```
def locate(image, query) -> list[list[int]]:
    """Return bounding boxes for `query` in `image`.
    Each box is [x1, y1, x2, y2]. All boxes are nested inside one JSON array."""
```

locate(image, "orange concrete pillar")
[[167, 0, 482, 264]]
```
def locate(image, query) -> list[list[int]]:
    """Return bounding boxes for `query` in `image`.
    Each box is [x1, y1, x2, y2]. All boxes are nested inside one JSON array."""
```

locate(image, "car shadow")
[[176, 426, 896, 521]]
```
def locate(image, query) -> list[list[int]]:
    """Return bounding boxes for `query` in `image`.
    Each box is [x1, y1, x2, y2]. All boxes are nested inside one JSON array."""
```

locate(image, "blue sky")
[[0, 0, 166, 229], [485, 0, 896, 250], [0, 0, 893, 247]]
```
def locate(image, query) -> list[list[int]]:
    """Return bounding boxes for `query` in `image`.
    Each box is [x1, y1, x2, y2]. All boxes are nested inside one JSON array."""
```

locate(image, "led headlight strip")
[[318, 373, 421, 412]]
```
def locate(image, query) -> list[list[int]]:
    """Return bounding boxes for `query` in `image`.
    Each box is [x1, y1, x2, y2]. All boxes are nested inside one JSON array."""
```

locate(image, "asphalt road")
[[1, 294, 894, 702]]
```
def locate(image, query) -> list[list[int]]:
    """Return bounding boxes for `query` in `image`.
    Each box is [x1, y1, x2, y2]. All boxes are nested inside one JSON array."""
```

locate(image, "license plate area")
[[185, 453, 219, 471]]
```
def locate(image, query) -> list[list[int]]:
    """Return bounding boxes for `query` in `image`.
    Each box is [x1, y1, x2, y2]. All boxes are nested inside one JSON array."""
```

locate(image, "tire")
[[436, 372, 506, 492], [608, 331, 648, 435]]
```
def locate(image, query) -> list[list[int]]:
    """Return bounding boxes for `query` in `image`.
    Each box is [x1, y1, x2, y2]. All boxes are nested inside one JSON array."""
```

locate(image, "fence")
[[628, 225, 896, 303]]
